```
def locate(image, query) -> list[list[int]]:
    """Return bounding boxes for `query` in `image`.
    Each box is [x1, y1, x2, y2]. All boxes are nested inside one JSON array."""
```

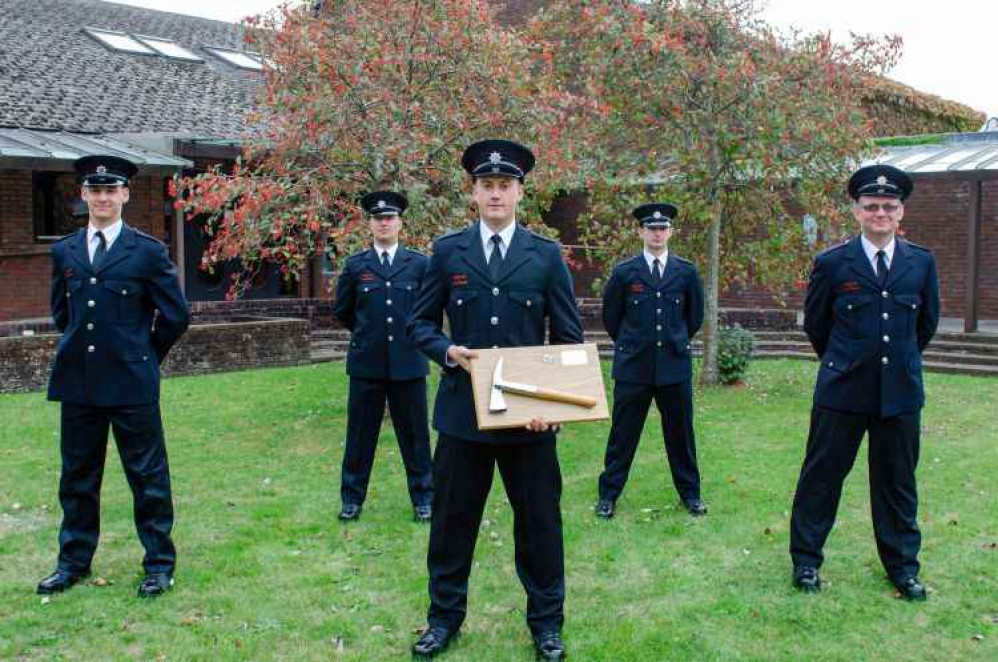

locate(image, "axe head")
[[489, 357, 507, 413]]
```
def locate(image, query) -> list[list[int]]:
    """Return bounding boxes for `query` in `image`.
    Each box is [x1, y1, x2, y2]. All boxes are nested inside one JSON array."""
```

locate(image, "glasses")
[[859, 202, 901, 214]]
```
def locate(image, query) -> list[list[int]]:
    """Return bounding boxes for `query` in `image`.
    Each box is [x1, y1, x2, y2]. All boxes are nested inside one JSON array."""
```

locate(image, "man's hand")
[[525, 418, 562, 434], [446, 345, 478, 372]]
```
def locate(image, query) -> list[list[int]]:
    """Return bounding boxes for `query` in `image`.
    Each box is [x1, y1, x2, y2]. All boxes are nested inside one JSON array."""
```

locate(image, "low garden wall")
[[0, 316, 310, 395]]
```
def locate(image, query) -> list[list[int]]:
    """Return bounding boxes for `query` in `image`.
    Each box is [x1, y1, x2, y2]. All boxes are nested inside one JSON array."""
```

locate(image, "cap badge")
[[653, 211, 662, 219], [376, 200, 386, 209], [489, 152, 502, 164], [96, 165, 107, 174], [876, 175, 888, 186]]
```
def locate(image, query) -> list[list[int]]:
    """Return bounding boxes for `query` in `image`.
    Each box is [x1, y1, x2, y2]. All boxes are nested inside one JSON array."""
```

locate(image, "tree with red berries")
[[175, 0, 580, 296], [527, 0, 902, 384]]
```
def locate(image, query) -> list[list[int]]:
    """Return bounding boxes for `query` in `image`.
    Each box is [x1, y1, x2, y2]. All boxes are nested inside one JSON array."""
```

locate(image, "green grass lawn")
[[1, 360, 996, 661]]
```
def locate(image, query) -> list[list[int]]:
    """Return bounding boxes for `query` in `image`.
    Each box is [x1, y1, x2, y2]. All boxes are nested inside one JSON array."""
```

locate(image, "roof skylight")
[[84, 28, 156, 55], [205, 47, 264, 71], [136, 36, 203, 61]]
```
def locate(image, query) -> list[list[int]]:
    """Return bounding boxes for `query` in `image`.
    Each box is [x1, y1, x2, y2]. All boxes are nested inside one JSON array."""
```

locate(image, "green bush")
[[717, 324, 756, 385]]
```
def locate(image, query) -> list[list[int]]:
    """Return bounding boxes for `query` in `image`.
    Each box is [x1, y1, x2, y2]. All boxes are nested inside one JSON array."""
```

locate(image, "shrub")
[[717, 324, 755, 385]]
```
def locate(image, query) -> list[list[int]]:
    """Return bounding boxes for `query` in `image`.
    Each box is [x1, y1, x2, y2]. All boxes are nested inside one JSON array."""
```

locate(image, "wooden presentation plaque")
[[468, 343, 609, 431]]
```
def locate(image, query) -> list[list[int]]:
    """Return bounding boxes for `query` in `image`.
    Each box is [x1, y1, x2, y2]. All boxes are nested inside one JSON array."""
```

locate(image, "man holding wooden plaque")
[[406, 139, 583, 661]]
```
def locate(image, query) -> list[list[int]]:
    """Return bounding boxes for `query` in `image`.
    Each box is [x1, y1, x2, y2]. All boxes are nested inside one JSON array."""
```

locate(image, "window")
[[205, 47, 264, 71], [34, 172, 85, 241], [136, 36, 203, 61], [84, 28, 156, 55]]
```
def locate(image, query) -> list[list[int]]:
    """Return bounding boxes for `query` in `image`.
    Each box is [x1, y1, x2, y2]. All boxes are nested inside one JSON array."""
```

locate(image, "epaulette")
[[903, 239, 931, 253], [673, 255, 694, 266], [816, 241, 849, 258], [345, 250, 367, 262], [527, 229, 557, 244], [54, 232, 76, 244], [134, 229, 167, 247], [434, 227, 467, 243], [404, 246, 427, 257]]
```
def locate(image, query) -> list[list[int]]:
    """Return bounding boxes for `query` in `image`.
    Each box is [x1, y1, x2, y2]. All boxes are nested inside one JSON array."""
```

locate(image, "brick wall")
[[0, 317, 309, 394], [0, 170, 169, 322], [718, 175, 998, 318]]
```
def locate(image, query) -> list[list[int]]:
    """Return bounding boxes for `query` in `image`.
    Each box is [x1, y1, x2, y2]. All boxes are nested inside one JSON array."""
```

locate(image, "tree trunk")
[[699, 192, 722, 386]]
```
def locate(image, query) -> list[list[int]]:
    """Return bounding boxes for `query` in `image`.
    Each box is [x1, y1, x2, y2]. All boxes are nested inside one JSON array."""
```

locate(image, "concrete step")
[[310, 349, 346, 363], [922, 361, 998, 376], [926, 338, 998, 355], [922, 350, 998, 367]]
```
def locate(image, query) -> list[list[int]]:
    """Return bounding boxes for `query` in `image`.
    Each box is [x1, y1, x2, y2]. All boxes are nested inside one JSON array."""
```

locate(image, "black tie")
[[92, 231, 107, 271], [381, 250, 390, 270], [652, 257, 663, 284], [489, 235, 503, 281], [876, 249, 888, 285]]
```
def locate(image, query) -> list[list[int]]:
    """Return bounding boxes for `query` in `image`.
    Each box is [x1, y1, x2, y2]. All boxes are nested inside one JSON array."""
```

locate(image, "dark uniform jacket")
[[333, 246, 430, 381], [48, 224, 190, 406], [804, 235, 940, 418], [407, 222, 584, 444], [603, 254, 704, 386]]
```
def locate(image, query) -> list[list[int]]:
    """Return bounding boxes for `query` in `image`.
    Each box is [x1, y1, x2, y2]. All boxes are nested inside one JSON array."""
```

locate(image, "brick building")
[[717, 130, 998, 328], [1, 0, 992, 328], [0, 0, 269, 323]]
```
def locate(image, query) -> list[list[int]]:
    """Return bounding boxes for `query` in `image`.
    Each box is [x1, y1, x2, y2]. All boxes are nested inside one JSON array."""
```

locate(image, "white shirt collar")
[[860, 234, 896, 271], [87, 219, 123, 250], [374, 243, 399, 265], [480, 220, 517, 258], [643, 249, 669, 271]]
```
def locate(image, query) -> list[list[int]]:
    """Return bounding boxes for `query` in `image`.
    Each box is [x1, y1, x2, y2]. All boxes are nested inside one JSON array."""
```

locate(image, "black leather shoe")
[[137, 572, 173, 598], [792, 565, 821, 593], [594, 498, 615, 519], [412, 625, 457, 659], [893, 576, 927, 601], [682, 498, 708, 517], [339, 503, 362, 521], [533, 630, 566, 661], [36, 568, 90, 595], [414, 504, 432, 523]]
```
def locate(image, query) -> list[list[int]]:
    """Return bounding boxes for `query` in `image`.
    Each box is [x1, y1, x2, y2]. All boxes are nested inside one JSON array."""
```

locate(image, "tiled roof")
[[0, 0, 261, 137]]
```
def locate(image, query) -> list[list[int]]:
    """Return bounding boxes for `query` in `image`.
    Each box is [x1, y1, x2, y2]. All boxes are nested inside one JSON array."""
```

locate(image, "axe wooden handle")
[[500, 384, 598, 408]]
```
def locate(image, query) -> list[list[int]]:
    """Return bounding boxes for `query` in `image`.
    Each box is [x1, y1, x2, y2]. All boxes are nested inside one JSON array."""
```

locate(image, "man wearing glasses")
[[789, 164, 940, 600]]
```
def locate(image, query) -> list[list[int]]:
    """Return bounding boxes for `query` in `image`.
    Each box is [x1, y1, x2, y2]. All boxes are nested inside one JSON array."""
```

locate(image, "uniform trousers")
[[340, 376, 433, 507], [426, 434, 564, 635], [598, 379, 700, 503], [790, 405, 922, 580], [57, 402, 176, 574]]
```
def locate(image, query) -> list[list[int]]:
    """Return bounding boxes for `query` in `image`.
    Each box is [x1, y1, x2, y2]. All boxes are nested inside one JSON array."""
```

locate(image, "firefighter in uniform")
[[407, 139, 583, 661], [332, 191, 434, 522], [38, 155, 190, 598], [789, 164, 940, 600], [595, 203, 706, 519]]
